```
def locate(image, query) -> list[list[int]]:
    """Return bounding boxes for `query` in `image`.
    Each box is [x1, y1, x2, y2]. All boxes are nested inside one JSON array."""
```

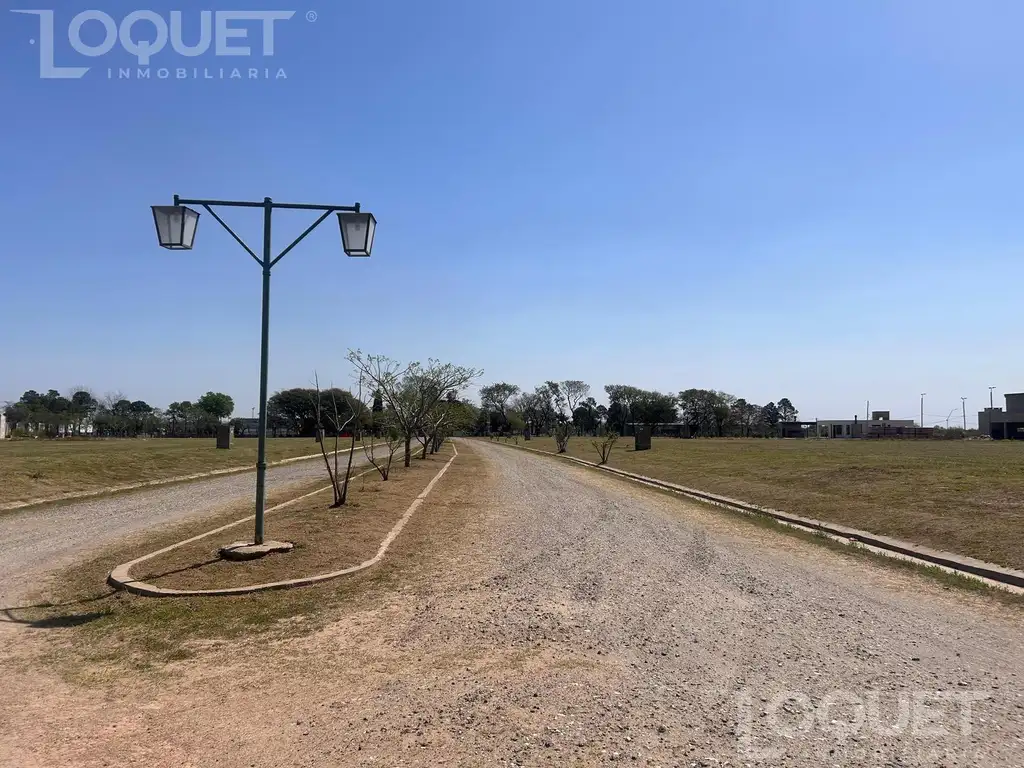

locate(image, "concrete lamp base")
[[219, 540, 294, 561]]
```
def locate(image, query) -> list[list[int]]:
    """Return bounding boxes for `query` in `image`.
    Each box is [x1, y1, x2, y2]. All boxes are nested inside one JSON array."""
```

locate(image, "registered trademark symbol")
[[306, 10, 317, 22]]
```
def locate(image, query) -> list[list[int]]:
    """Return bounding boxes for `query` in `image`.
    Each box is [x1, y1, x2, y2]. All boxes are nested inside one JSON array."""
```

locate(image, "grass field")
[[0, 437, 367, 507], [509, 436, 1024, 571]]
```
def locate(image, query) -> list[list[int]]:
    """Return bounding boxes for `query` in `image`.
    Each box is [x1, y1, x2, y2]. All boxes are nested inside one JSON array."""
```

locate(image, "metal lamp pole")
[[962, 397, 967, 430], [920, 393, 926, 428], [152, 196, 375, 545], [989, 386, 997, 410]]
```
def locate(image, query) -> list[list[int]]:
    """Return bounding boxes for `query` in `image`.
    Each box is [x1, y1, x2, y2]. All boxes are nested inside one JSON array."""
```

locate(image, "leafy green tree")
[[166, 402, 186, 436], [130, 400, 153, 436], [677, 389, 719, 437], [572, 397, 600, 435], [632, 390, 678, 432], [268, 387, 354, 437], [68, 390, 97, 435], [732, 399, 762, 438], [604, 385, 644, 434], [507, 411, 526, 435], [760, 402, 781, 436], [777, 398, 798, 423], [197, 391, 235, 421], [479, 382, 521, 428], [606, 399, 628, 434]]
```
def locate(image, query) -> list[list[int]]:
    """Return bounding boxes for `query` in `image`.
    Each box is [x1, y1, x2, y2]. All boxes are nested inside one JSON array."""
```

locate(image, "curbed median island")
[[113, 444, 457, 595]]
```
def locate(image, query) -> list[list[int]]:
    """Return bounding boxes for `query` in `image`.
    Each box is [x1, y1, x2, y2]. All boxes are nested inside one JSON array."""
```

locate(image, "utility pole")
[[962, 397, 967, 430], [866, 400, 870, 420]]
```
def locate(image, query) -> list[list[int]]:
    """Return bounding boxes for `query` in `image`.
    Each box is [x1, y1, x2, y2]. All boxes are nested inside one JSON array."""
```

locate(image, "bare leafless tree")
[[313, 372, 357, 507], [347, 351, 482, 467], [592, 432, 619, 465], [554, 421, 572, 453], [561, 380, 591, 419], [363, 418, 402, 479], [358, 372, 402, 480]]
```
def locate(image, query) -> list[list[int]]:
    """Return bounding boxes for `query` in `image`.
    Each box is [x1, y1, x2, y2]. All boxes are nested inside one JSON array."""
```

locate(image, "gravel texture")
[[1, 440, 1022, 767], [0, 448, 372, 606]]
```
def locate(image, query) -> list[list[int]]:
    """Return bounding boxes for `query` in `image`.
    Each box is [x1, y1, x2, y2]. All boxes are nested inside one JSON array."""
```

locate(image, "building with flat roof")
[[978, 393, 1024, 440], [810, 411, 932, 439]]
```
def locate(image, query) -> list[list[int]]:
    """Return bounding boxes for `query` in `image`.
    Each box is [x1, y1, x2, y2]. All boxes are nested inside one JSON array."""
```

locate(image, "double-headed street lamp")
[[151, 196, 376, 546]]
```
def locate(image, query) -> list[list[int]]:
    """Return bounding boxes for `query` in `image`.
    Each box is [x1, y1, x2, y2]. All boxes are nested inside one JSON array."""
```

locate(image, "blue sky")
[[2, 0, 1023, 426]]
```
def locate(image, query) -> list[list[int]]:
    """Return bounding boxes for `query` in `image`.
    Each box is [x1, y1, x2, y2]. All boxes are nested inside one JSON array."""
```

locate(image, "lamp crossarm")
[[270, 208, 334, 269], [173, 196, 363, 269], [201, 204, 262, 266], [175, 195, 359, 213]]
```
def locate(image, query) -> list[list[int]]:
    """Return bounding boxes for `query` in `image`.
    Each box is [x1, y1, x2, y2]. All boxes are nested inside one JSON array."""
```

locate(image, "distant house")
[[621, 422, 693, 438], [0, 412, 7, 439], [777, 421, 815, 438], [979, 393, 1024, 440], [809, 411, 932, 439], [234, 417, 261, 437]]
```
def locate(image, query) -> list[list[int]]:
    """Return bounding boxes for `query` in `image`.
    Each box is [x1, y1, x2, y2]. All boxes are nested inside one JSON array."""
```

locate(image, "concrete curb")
[[496, 441, 1024, 591], [1, 442, 384, 513], [107, 443, 458, 597]]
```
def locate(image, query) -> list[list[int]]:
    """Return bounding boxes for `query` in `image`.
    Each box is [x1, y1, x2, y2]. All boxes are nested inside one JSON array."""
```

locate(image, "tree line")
[[3, 388, 235, 438], [478, 381, 800, 439], [298, 353, 482, 509]]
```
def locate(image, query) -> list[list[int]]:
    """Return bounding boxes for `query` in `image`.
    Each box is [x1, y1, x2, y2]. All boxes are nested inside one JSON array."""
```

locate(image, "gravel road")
[[1, 440, 1022, 767], [0, 449, 371, 606]]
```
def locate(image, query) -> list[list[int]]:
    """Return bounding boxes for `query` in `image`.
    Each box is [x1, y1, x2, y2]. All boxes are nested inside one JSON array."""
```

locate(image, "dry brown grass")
[[5, 444, 479, 675], [510, 436, 1024, 571], [136, 447, 454, 591], [0, 436, 370, 507]]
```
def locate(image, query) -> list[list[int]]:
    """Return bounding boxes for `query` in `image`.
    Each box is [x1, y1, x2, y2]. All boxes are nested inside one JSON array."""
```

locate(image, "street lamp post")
[[151, 196, 376, 545], [961, 397, 968, 430], [989, 386, 997, 410], [920, 393, 926, 429]]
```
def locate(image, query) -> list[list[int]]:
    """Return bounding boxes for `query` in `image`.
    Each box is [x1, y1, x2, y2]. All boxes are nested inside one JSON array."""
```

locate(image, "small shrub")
[[592, 432, 619, 465], [554, 422, 572, 453]]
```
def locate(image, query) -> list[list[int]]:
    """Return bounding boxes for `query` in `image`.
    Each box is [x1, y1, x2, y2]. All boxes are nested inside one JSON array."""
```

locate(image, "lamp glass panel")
[[152, 206, 179, 246], [180, 207, 200, 248]]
